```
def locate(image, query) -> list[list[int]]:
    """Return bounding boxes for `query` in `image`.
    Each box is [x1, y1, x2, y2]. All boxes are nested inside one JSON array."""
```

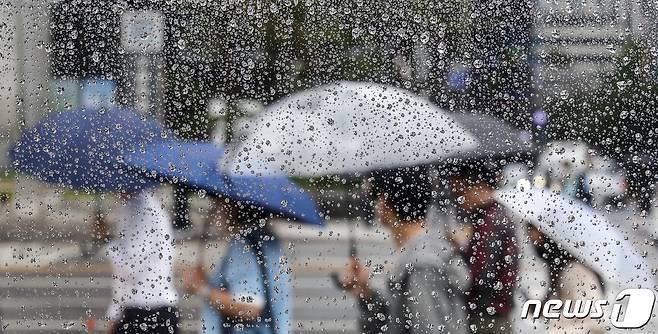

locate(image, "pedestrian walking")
[[339, 166, 470, 334], [495, 187, 653, 332], [183, 199, 291, 334], [527, 226, 606, 334], [7, 107, 179, 333], [121, 140, 322, 334], [106, 189, 179, 334], [448, 164, 519, 334]]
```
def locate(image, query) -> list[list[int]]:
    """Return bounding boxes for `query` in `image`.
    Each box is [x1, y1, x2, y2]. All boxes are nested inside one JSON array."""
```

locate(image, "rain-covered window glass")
[[2, 1, 658, 334]]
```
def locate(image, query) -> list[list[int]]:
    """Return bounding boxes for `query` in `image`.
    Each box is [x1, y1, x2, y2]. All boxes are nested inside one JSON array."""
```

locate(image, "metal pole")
[[134, 54, 163, 119], [134, 54, 150, 115], [153, 54, 164, 121]]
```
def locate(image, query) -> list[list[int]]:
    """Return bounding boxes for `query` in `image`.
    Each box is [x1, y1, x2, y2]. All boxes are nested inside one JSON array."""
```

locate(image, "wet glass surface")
[[1, 1, 658, 333]]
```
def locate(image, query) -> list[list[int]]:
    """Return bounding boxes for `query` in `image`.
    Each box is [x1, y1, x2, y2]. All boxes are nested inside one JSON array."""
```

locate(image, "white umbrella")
[[494, 186, 652, 291], [221, 81, 478, 177]]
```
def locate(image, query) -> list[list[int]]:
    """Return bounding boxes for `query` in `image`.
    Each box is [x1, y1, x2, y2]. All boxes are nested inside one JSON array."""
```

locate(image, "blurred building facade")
[[0, 3, 18, 170], [0, 0, 51, 170], [0, 0, 656, 171], [532, 0, 650, 94]]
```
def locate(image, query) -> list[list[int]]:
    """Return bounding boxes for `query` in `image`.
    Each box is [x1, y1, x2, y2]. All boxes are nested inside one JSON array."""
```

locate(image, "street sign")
[[120, 11, 165, 54]]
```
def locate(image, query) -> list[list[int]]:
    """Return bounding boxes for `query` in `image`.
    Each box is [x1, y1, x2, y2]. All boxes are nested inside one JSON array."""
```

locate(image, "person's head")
[[367, 166, 432, 230], [447, 160, 499, 212], [209, 197, 270, 238], [116, 189, 138, 201]]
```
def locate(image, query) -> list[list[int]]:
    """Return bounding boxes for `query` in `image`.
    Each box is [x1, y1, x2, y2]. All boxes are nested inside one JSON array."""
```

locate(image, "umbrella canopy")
[[222, 81, 478, 177], [449, 112, 532, 160], [9, 107, 171, 192], [122, 141, 324, 226], [494, 186, 652, 290]]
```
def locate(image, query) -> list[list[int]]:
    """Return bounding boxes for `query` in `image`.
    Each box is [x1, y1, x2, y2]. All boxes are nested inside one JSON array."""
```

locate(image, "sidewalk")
[[0, 221, 393, 274], [0, 221, 393, 334]]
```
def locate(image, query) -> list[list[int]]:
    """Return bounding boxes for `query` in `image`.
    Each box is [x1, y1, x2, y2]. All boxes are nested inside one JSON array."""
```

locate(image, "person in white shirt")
[[106, 189, 179, 334]]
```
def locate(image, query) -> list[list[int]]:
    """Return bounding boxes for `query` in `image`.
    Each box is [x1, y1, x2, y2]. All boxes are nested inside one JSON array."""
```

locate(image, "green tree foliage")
[[546, 40, 658, 158], [163, 1, 474, 139]]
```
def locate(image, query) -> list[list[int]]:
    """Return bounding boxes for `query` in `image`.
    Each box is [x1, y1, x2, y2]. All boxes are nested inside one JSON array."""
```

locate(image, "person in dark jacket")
[[449, 164, 519, 334], [339, 166, 470, 334]]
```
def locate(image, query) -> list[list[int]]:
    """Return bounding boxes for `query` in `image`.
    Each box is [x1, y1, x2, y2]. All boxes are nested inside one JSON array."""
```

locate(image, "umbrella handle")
[[331, 225, 358, 290], [330, 272, 344, 290], [349, 233, 357, 258]]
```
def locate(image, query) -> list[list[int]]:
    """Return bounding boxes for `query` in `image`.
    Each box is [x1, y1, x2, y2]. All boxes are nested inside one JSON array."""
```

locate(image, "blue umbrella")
[[122, 141, 324, 226], [9, 107, 172, 192]]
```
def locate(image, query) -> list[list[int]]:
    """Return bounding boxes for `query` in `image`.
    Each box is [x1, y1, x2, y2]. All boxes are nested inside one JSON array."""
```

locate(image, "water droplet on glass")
[[619, 110, 628, 119], [559, 90, 569, 100], [420, 33, 429, 44]]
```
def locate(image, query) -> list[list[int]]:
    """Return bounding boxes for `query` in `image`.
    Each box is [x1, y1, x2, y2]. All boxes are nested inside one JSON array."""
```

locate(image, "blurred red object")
[[85, 317, 96, 333]]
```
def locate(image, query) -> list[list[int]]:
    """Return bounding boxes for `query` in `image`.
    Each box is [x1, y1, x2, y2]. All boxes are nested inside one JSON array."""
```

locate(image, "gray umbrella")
[[449, 112, 532, 160]]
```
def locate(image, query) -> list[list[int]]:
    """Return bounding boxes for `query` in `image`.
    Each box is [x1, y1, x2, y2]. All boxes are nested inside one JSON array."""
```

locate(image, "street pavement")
[[0, 222, 396, 334], [0, 195, 657, 334]]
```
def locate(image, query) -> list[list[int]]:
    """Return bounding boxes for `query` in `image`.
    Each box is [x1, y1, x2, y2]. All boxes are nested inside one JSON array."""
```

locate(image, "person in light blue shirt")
[[183, 200, 291, 334]]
